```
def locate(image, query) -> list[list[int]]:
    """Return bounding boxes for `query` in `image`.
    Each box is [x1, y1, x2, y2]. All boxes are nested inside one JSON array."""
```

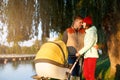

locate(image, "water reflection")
[[0, 60, 36, 80]]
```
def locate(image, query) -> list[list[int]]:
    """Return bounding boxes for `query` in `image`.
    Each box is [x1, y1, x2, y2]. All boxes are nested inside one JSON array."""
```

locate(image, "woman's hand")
[[76, 52, 80, 57]]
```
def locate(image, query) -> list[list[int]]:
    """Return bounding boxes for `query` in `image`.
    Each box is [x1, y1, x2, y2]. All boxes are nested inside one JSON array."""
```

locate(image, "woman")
[[76, 16, 99, 80]]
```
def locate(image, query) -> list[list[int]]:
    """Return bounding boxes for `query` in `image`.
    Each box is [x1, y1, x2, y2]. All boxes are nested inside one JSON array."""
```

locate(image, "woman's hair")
[[86, 24, 92, 28]]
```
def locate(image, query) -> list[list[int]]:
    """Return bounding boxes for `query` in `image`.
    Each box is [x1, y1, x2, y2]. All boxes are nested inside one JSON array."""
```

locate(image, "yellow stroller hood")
[[34, 40, 68, 66]]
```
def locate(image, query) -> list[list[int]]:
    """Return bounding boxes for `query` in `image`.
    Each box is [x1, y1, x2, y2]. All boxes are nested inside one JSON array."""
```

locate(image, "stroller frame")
[[67, 55, 84, 80]]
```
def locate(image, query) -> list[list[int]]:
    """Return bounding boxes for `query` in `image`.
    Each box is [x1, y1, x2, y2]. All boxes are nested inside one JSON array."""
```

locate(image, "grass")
[[95, 55, 111, 80]]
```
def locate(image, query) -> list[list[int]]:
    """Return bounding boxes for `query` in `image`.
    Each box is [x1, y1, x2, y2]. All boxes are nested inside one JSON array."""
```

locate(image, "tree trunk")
[[106, 13, 120, 78], [108, 33, 120, 77]]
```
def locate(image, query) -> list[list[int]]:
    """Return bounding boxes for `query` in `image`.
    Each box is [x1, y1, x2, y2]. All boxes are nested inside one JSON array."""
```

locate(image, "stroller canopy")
[[34, 40, 68, 67]]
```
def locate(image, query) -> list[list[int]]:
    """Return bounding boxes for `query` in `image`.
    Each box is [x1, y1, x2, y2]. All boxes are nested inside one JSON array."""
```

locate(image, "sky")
[[0, 21, 8, 45]]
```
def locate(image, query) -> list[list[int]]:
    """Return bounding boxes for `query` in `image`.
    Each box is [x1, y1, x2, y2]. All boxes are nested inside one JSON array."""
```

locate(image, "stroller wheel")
[[66, 72, 71, 80], [67, 75, 71, 80], [32, 75, 49, 80]]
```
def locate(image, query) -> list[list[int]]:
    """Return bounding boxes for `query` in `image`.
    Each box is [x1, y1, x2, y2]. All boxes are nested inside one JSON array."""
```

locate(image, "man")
[[76, 16, 99, 80], [62, 15, 85, 80]]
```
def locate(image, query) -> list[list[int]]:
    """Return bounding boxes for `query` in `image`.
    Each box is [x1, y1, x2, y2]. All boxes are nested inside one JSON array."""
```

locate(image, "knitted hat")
[[83, 16, 92, 25]]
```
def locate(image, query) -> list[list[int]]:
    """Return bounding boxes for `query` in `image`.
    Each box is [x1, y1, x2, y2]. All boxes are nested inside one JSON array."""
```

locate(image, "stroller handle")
[[66, 55, 84, 80]]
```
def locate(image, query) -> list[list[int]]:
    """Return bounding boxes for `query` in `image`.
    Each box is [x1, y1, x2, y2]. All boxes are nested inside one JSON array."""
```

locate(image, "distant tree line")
[[0, 39, 41, 54]]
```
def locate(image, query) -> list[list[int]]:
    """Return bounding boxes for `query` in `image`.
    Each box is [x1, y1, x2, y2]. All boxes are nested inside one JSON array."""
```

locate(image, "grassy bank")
[[95, 55, 111, 80]]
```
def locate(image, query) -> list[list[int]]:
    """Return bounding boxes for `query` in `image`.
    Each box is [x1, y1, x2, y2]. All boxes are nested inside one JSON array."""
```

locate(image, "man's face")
[[73, 19, 83, 29]]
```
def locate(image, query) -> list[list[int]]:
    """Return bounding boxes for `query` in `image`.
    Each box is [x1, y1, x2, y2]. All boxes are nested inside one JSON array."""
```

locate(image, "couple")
[[62, 15, 99, 80]]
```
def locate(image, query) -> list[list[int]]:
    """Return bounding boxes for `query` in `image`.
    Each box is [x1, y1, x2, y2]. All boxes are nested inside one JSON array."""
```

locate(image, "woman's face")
[[82, 22, 86, 28]]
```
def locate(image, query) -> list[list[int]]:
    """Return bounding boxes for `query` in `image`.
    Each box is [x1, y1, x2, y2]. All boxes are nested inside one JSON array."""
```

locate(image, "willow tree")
[[5, 0, 35, 43], [37, 0, 74, 42], [36, 0, 84, 42], [1, 0, 81, 44]]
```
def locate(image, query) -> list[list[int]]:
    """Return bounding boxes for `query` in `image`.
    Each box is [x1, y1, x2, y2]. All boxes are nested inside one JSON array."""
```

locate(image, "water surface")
[[0, 61, 36, 80]]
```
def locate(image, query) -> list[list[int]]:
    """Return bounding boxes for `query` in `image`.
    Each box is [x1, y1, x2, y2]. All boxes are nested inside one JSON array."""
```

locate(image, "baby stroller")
[[33, 40, 83, 80]]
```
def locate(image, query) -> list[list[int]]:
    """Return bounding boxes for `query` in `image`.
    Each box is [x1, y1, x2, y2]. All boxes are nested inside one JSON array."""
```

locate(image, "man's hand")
[[76, 52, 80, 57]]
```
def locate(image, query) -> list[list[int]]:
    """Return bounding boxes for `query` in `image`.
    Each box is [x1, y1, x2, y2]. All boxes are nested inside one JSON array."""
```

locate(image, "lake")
[[0, 60, 36, 80]]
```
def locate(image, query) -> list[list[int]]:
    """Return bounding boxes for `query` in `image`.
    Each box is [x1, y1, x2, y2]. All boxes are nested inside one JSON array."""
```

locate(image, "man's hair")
[[71, 15, 83, 27], [73, 15, 83, 21]]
